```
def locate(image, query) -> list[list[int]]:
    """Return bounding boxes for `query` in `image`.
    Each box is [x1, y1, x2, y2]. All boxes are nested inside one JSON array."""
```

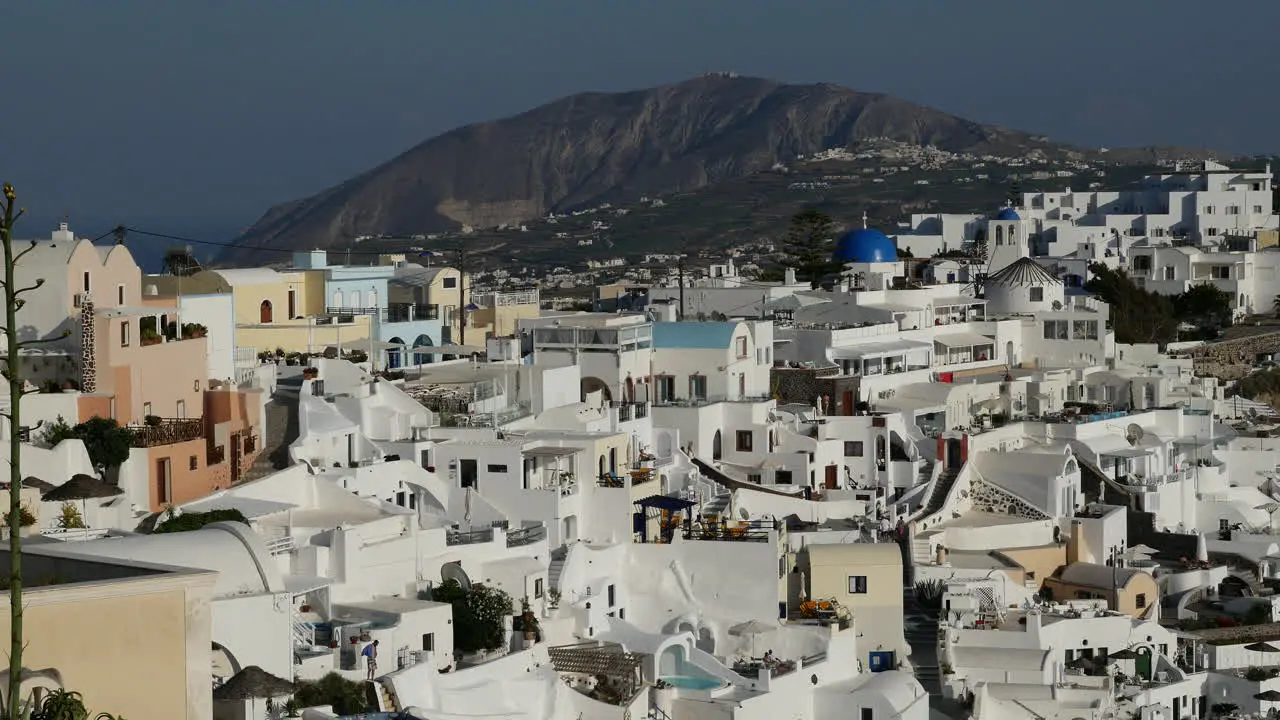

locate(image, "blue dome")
[[833, 228, 897, 263], [995, 207, 1021, 221]]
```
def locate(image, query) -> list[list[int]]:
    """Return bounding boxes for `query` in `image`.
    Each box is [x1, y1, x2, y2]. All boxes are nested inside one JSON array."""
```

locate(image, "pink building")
[[11, 224, 264, 512]]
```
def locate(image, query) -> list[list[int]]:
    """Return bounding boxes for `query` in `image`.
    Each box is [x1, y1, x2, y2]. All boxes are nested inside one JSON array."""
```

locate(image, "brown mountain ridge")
[[225, 74, 1215, 260]]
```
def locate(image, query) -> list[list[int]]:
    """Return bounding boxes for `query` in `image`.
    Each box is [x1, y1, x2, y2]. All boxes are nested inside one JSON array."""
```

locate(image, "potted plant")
[[299, 604, 312, 613], [358, 631, 372, 642], [547, 588, 561, 609], [518, 597, 539, 646], [302, 367, 319, 380], [145, 414, 162, 427], [140, 329, 162, 346], [283, 699, 301, 718]]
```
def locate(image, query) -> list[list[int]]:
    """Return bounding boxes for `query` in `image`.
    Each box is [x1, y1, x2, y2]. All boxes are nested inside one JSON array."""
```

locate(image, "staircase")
[[649, 706, 673, 720], [703, 489, 731, 519], [922, 468, 960, 517], [549, 545, 568, 592], [291, 618, 315, 649], [371, 679, 398, 712], [911, 533, 934, 566]]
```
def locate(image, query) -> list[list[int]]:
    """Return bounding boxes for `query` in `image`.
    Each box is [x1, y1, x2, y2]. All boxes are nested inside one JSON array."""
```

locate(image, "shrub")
[[144, 414, 162, 427], [431, 579, 514, 653], [43, 415, 136, 470], [57, 502, 86, 529], [1, 505, 36, 528], [294, 672, 369, 715], [154, 508, 248, 534]]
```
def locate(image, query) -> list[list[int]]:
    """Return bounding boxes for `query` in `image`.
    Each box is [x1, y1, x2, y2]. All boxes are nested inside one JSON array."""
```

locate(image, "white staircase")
[[373, 679, 398, 712], [703, 490, 731, 519], [911, 533, 933, 566], [291, 618, 315, 649], [549, 546, 568, 591]]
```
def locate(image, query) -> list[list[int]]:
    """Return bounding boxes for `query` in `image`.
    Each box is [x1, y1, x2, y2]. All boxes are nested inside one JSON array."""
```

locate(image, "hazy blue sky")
[[3, 0, 1278, 243]]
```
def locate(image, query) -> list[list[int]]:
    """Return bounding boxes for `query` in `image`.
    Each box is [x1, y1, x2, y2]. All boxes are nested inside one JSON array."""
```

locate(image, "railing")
[[39, 527, 110, 542], [292, 618, 316, 649], [446, 527, 494, 546], [652, 395, 772, 407], [507, 524, 547, 548], [325, 304, 441, 322], [471, 288, 539, 307], [266, 536, 296, 555], [131, 417, 205, 448], [614, 401, 649, 421], [682, 519, 777, 543]]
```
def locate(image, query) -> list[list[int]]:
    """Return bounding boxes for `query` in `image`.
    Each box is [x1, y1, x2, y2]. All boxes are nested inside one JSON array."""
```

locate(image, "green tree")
[[154, 508, 247, 534], [1172, 282, 1233, 330], [294, 672, 368, 715], [1084, 263, 1178, 346], [779, 207, 837, 288], [431, 579, 514, 653], [44, 416, 135, 472]]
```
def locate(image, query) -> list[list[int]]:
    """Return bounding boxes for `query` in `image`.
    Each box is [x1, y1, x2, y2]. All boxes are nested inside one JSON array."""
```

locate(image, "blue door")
[[869, 651, 895, 673]]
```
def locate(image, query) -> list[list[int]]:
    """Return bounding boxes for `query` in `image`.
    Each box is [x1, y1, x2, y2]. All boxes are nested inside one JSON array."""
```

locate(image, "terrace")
[[130, 417, 205, 448]]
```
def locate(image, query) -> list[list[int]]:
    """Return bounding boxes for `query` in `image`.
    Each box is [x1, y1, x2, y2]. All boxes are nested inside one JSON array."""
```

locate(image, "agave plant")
[[913, 578, 945, 611], [29, 689, 124, 720]]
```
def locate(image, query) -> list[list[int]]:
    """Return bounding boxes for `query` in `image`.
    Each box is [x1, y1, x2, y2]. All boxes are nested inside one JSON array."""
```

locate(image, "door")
[[868, 651, 895, 673], [946, 438, 963, 468], [824, 465, 838, 490], [230, 434, 243, 484], [841, 391, 854, 416], [460, 459, 478, 489], [156, 458, 172, 505], [346, 433, 356, 466], [288, 289, 297, 319], [738, 373, 746, 398]]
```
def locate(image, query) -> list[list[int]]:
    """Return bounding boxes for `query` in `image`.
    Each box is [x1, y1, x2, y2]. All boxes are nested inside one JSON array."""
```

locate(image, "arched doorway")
[[659, 644, 686, 677], [562, 515, 578, 544], [387, 336, 405, 369], [712, 430, 722, 460], [412, 333, 434, 365], [581, 376, 612, 405], [624, 376, 635, 403], [609, 448, 617, 474], [259, 300, 273, 323], [696, 627, 715, 654], [599, 455, 606, 480]]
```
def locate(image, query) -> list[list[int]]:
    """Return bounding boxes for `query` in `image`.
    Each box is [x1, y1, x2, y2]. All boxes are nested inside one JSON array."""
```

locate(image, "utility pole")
[[112, 224, 127, 245], [677, 258, 686, 321], [455, 242, 470, 346]]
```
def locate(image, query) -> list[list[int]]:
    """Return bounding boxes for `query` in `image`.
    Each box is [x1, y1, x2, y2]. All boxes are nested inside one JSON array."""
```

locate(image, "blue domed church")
[[831, 213, 904, 291]]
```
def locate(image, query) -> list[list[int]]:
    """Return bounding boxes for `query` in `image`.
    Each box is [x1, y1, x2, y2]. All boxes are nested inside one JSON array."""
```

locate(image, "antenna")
[[1125, 423, 1145, 447]]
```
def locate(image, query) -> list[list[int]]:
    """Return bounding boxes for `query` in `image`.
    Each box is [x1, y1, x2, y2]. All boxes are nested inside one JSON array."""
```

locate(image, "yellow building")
[[0, 544, 215, 720], [803, 543, 905, 670], [150, 268, 371, 354], [388, 264, 538, 344], [1044, 562, 1159, 618]]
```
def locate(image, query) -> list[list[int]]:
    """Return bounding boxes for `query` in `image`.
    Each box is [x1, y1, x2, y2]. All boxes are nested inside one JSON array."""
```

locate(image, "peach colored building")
[[9, 224, 264, 512]]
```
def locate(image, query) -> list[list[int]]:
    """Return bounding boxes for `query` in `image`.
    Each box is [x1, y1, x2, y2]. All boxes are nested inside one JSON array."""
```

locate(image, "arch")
[[412, 333, 433, 365], [1006, 341, 1015, 367], [212, 642, 240, 679], [609, 447, 617, 474], [696, 627, 715, 654], [259, 300, 273, 324], [599, 455, 606, 479], [367, 289, 378, 309], [712, 430, 723, 460], [624, 376, 635, 403], [580, 376, 612, 404], [332, 290, 343, 308], [387, 336, 406, 369], [659, 644, 687, 677], [1008, 224, 1017, 241], [562, 515, 578, 544], [995, 226, 1004, 246]]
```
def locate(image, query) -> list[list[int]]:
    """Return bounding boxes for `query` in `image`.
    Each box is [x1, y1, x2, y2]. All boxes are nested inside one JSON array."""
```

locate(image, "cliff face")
[[224, 75, 1076, 259]]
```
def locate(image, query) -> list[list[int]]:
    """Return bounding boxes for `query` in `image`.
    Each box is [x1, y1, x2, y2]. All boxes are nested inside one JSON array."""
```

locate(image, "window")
[[1210, 265, 1231, 279], [189, 455, 198, 471], [1205, 227, 1218, 236], [735, 430, 753, 452], [607, 584, 616, 607], [120, 321, 130, 347], [176, 400, 186, 418], [117, 284, 125, 304], [747, 473, 762, 484], [689, 374, 707, 400], [422, 633, 435, 652], [1135, 593, 1147, 609], [862, 709, 873, 720], [1254, 205, 1264, 214], [82, 271, 91, 293], [1073, 320, 1099, 340], [1131, 256, 1152, 271], [848, 575, 868, 594], [143, 402, 152, 417], [1043, 320, 1068, 340], [534, 578, 544, 599], [735, 336, 748, 358], [1226, 205, 1240, 215], [1029, 286, 1044, 302], [443, 276, 458, 289], [486, 464, 508, 473], [775, 469, 793, 484], [1204, 205, 1215, 214], [844, 441, 864, 457]]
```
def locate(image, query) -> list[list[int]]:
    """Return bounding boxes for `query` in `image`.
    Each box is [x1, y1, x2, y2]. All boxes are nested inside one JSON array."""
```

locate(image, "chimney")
[[783, 268, 797, 286]]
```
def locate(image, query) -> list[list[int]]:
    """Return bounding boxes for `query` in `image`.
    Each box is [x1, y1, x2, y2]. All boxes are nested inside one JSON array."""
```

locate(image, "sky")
[[3, 0, 1278, 252]]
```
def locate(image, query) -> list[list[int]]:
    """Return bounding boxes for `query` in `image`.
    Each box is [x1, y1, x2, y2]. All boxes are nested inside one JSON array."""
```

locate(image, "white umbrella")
[[728, 619, 776, 657]]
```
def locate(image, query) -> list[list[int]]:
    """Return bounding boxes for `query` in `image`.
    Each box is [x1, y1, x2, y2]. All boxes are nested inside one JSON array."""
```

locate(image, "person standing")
[[361, 639, 379, 680]]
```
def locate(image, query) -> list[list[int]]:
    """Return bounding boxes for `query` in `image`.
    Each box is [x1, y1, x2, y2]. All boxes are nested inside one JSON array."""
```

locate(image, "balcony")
[[652, 394, 772, 408], [326, 304, 440, 323], [446, 527, 494, 546], [130, 417, 205, 448], [614, 401, 649, 422], [506, 524, 547, 548], [532, 324, 652, 350]]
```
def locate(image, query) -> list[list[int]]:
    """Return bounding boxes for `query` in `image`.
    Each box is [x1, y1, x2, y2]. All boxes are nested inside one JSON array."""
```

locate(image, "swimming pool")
[[661, 675, 724, 690]]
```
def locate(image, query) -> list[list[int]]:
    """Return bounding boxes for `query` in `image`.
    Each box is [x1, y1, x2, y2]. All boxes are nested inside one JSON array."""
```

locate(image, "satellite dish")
[[1125, 423, 1145, 446], [440, 561, 472, 591]]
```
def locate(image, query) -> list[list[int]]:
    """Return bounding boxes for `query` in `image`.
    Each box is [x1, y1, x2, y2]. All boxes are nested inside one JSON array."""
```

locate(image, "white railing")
[[292, 618, 315, 649], [39, 527, 110, 542], [265, 536, 296, 555]]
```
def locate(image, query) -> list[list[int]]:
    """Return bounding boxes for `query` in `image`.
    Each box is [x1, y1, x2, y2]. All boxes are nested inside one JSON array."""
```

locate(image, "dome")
[[984, 257, 1061, 288], [833, 228, 897, 263], [995, 207, 1021, 221]]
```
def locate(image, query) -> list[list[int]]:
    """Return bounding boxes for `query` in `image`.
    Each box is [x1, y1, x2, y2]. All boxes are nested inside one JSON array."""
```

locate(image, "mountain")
[[224, 74, 1215, 261]]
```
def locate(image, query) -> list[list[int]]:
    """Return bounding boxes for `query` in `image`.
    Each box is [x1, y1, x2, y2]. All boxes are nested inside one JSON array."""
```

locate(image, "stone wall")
[[770, 365, 860, 414]]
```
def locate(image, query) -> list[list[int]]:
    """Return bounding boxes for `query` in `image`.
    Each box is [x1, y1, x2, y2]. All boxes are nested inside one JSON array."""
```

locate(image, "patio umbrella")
[[213, 665, 295, 718], [728, 619, 775, 657], [42, 473, 123, 526], [1245, 642, 1280, 653], [1109, 648, 1140, 660], [1257, 503, 1280, 531], [1255, 690, 1280, 702]]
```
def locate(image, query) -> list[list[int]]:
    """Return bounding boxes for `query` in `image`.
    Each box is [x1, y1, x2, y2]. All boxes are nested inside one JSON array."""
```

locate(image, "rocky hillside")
[[225, 74, 1216, 261]]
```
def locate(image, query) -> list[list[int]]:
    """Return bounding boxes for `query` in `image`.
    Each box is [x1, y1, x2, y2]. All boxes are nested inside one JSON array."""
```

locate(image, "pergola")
[[633, 494, 695, 543], [547, 642, 644, 702]]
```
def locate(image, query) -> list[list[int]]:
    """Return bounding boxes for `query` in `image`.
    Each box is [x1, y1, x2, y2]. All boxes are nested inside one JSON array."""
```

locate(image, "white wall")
[[179, 293, 237, 382]]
